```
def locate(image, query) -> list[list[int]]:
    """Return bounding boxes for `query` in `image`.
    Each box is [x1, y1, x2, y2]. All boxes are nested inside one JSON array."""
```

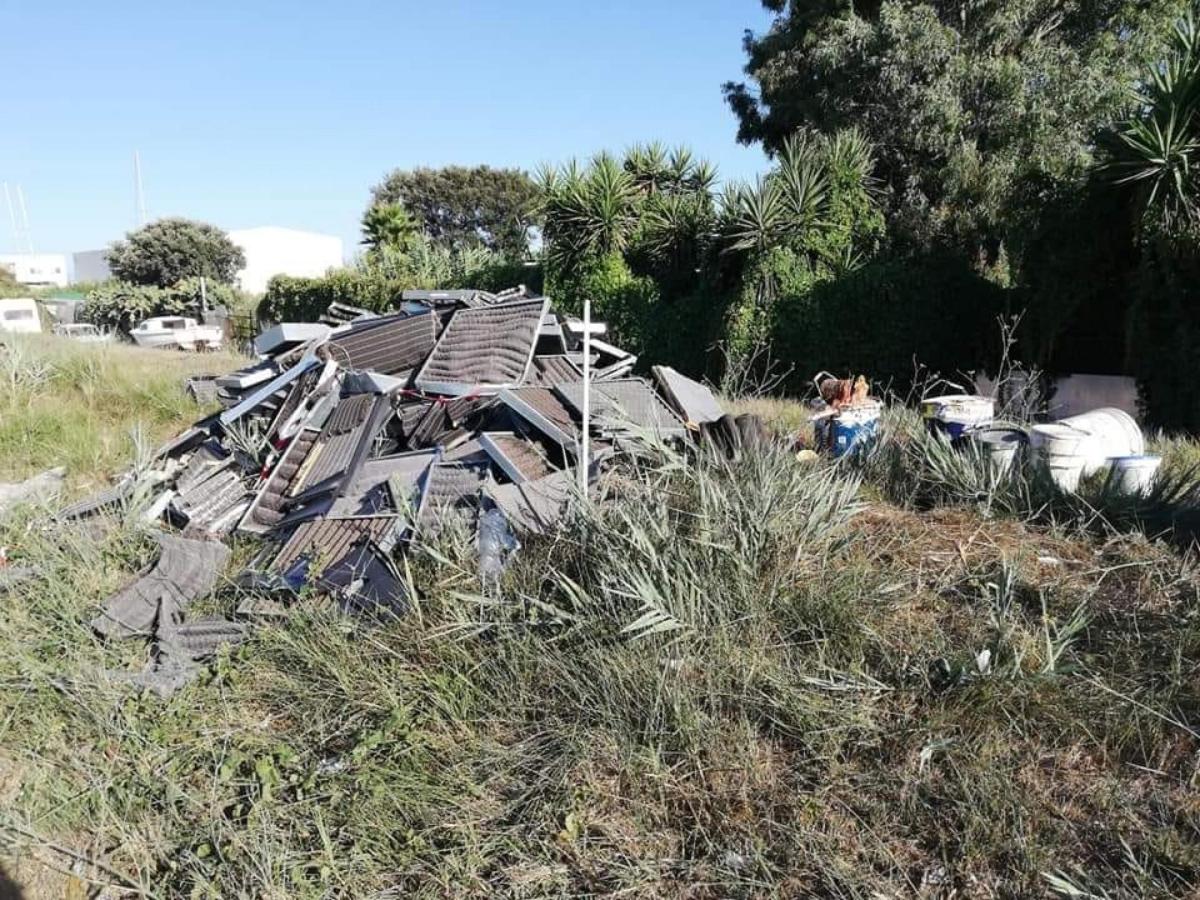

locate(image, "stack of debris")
[[72, 287, 734, 694]]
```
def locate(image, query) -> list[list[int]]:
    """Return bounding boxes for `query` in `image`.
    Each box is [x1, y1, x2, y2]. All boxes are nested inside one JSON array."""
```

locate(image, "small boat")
[[130, 316, 223, 351]]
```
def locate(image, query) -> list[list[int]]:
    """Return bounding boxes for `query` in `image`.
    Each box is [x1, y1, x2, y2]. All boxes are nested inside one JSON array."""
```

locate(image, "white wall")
[[228, 227, 344, 295], [0, 253, 69, 287], [72, 249, 112, 284]]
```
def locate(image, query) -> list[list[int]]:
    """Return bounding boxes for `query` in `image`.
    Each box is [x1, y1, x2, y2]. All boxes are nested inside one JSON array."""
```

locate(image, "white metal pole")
[[580, 299, 591, 499], [15, 185, 33, 252], [2, 183, 17, 249], [134, 151, 147, 226]]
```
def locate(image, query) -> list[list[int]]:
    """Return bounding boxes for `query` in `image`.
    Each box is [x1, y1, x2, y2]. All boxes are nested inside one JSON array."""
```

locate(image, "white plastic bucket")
[[1045, 457, 1085, 492], [1055, 408, 1144, 474], [922, 395, 995, 440], [1109, 454, 1161, 495], [970, 427, 1024, 472], [1031, 408, 1144, 475]]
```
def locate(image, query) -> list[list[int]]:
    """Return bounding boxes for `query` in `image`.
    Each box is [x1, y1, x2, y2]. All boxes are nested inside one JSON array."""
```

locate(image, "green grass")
[[0, 334, 247, 493], [1, 344, 1199, 897]]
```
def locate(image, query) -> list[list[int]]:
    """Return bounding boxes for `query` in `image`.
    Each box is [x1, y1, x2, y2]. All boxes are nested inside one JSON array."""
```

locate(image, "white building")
[[0, 253, 69, 288], [72, 249, 113, 284], [228, 227, 344, 294], [73, 226, 344, 294]]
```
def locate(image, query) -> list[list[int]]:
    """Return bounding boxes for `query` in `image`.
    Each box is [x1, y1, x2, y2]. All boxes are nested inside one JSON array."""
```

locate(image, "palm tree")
[[1107, 13, 1200, 235]]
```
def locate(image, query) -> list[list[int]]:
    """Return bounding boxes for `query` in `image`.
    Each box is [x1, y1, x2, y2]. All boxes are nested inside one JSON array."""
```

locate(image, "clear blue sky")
[[4, 1, 774, 262]]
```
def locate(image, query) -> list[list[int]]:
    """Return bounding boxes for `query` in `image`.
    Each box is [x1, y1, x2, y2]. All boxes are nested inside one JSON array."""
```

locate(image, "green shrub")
[[770, 252, 1005, 393], [1129, 239, 1200, 430], [80, 279, 241, 334]]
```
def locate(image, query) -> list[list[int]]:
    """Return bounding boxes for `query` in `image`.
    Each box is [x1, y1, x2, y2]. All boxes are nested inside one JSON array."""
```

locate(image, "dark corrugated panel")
[[532, 355, 583, 385], [408, 396, 493, 449], [244, 427, 319, 530], [329, 451, 435, 516], [481, 433, 554, 482], [554, 378, 685, 437], [270, 515, 400, 576], [419, 461, 489, 526], [499, 386, 578, 446], [415, 298, 547, 393], [292, 394, 380, 493], [329, 312, 439, 375], [319, 302, 376, 326]]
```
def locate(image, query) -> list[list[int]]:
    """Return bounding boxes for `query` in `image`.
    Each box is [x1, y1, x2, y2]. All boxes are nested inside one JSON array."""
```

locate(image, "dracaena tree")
[[1107, 12, 1200, 238]]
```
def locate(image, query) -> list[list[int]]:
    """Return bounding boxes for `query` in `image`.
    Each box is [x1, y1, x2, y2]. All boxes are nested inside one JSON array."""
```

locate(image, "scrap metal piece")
[[554, 378, 686, 439], [290, 393, 386, 497], [327, 311, 440, 376], [174, 464, 249, 535], [268, 514, 403, 581], [590, 339, 638, 380], [220, 356, 322, 427], [216, 360, 278, 391], [56, 480, 134, 521], [328, 450, 435, 517], [319, 302, 377, 327], [239, 425, 321, 533], [407, 395, 493, 449], [498, 386, 579, 449], [92, 534, 231, 640], [414, 298, 549, 395], [185, 376, 221, 405], [531, 355, 583, 385], [418, 459, 489, 527], [254, 323, 331, 357], [317, 542, 409, 616], [484, 470, 574, 535], [650, 365, 724, 426], [479, 432, 555, 483]]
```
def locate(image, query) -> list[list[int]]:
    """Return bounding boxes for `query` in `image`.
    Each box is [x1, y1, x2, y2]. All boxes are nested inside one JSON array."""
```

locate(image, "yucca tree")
[[721, 132, 831, 256], [1108, 13, 1200, 235], [539, 153, 641, 269]]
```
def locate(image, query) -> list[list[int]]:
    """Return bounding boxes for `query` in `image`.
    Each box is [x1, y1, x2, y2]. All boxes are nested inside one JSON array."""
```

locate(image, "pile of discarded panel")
[[65, 287, 743, 696]]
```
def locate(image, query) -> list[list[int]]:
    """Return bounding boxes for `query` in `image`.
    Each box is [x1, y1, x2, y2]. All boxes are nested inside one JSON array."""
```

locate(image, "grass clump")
[[0, 334, 245, 492]]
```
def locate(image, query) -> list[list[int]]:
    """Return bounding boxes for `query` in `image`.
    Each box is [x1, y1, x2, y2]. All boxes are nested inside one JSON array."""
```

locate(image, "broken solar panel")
[[651, 365, 724, 426], [289, 393, 386, 498], [328, 311, 439, 375], [268, 514, 402, 581], [554, 378, 686, 438], [531, 355, 583, 385], [329, 450, 436, 517], [418, 460, 489, 527], [479, 432, 556, 483], [414, 298, 548, 395]]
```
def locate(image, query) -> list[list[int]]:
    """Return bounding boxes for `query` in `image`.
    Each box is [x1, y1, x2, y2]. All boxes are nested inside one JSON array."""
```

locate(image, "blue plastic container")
[[815, 402, 881, 457]]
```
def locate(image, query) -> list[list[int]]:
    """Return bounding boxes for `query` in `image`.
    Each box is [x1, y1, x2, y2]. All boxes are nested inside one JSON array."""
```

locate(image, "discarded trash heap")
[[80, 287, 732, 632]]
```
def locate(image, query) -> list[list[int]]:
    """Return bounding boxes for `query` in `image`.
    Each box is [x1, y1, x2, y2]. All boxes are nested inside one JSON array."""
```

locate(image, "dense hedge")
[[258, 261, 544, 325], [81, 279, 241, 333], [769, 253, 1006, 395]]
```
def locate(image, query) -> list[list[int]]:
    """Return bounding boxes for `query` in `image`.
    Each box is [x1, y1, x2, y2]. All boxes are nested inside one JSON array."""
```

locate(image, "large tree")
[[369, 165, 539, 257], [106, 217, 245, 287], [724, 0, 1187, 267]]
